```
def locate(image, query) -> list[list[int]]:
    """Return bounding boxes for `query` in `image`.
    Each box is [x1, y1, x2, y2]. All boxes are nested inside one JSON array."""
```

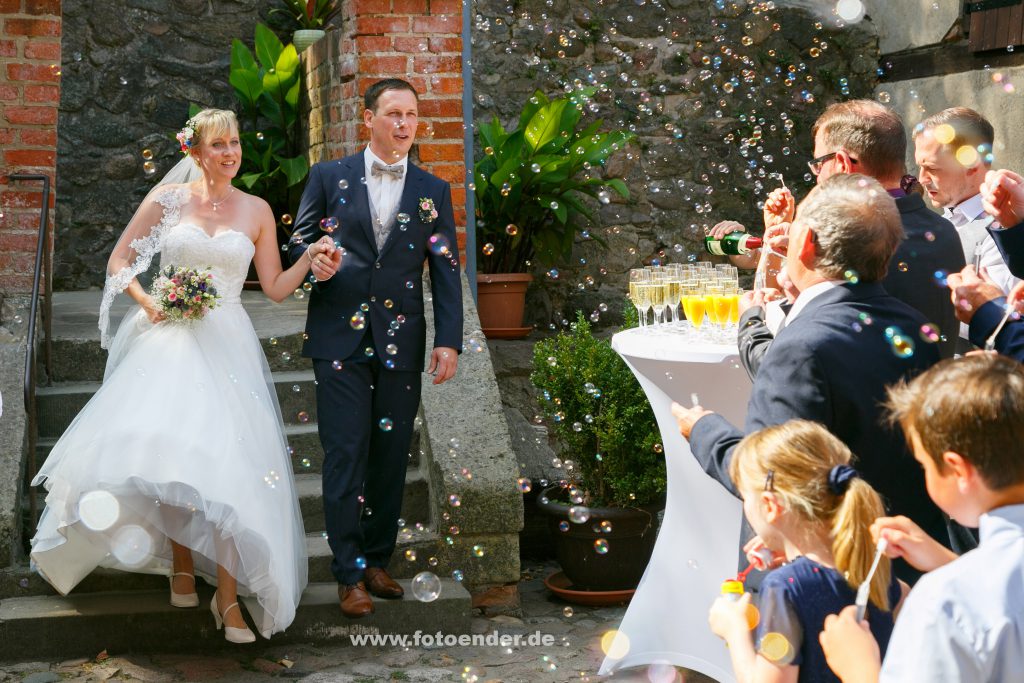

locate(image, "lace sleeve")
[[98, 186, 189, 348]]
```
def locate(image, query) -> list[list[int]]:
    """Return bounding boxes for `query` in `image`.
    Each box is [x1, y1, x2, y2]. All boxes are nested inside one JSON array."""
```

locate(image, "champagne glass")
[[636, 282, 653, 331], [666, 279, 683, 329], [650, 280, 668, 330], [629, 268, 650, 328]]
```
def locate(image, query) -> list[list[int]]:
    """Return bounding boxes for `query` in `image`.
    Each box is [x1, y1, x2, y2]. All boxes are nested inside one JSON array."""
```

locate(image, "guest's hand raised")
[[870, 515, 958, 573], [708, 592, 755, 641], [1008, 280, 1024, 312], [764, 187, 796, 230], [671, 401, 713, 440], [947, 265, 1005, 323], [309, 236, 342, 282], [980, 169, 1024, 228], [819, 606, 881, 683], [739, 288, 783, 316], [763, 221, 791, 257]]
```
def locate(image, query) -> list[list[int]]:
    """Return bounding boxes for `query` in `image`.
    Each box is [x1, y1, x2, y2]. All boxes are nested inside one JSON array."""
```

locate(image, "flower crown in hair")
[[176, 117, 198, 155]]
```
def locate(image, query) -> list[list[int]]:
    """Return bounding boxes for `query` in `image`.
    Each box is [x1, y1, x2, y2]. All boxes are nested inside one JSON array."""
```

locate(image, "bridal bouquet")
[[151, 265, 220, 322]]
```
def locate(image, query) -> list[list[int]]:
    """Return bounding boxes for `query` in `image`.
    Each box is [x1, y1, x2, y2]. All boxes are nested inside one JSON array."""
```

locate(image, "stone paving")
[[0, 561, 716, 683]]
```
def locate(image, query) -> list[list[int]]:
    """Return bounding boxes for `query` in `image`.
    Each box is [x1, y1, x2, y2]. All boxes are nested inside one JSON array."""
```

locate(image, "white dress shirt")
[[363, 146, 408, 234], [783, 280, 842, 327], [945, 193, 1019, 294], [880, 504, 1024, 682]]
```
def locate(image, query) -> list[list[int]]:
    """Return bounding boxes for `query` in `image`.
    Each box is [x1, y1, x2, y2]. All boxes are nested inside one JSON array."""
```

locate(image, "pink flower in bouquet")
[[167, 292, 177, 302]]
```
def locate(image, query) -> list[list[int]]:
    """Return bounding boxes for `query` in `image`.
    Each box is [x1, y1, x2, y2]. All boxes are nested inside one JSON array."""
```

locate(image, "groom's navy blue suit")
[[290, 150, 462, 584]]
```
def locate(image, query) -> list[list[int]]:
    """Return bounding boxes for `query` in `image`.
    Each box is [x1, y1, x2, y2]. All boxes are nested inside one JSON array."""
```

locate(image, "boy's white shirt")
[[879, 503, 1024, 682]]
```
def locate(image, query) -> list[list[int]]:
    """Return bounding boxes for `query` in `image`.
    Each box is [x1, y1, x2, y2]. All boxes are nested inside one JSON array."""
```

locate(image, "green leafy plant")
[[228, 24, 308, 234], [271, 0, 341, 30], [474, 88, 635, 274], [530, 313, 665, 507]]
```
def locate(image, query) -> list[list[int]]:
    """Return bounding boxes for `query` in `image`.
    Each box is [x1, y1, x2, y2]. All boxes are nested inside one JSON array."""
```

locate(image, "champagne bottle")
[[704, 233, 763, 256]]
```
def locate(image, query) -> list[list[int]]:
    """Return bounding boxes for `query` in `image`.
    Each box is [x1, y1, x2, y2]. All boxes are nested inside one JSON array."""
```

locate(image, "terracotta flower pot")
[[536, 485, 662, 591], [476, 272, 533, 339]]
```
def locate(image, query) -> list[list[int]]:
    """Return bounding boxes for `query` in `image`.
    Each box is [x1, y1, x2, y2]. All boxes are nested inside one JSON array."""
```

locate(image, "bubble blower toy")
[[855, 538, 888, 622], [720, 547, 775, 599]]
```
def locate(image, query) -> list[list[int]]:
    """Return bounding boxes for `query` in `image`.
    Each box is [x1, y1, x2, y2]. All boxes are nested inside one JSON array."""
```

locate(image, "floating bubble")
[[452, 569, 464, 582], [517, 477, 532, 493], [300, 457, 312, 468], [397, 212, 411, 224], [405, 549, 417, 561], [111, 525, 153, 566], [835, 0, 866, 22], [885, 326, 916, 358], [448, 494, 461, 507], [141, 148, 153, 160], [600, 520, 613, 533], [505, 224, 519, 236], [568, 506, 590, 524], [386, 343, 398, 355], [320, 216, 339, 233], [379, 418, 393, 432], [563, 606, 574, 617], [601, 630, 631, 659], [482, 243, 494, 256], [897, 262, 909, 273], [558, 520, 570, 532], [143, 161, 157, 176], [78, 490, 120, 531], [411, 571, 442, 602], [919, 324, 941, 343], [925, 231, 936, 242], [956, 145, 980, 167], [118, 75, 128, 86], [332, 360, 343, 371], [759, 632, 796, 664], [472, 544, 485, 557], [429, 234, 450, 255], [297, 411, 309, 423], [350, 311, 366, 330], [933, 124, 956, 145], [281, 214, 293, 226], [338, 179, 349, 190], [255, 132, 265, 141], [594, 539, 609, 554], [354, 556, 367, 570]]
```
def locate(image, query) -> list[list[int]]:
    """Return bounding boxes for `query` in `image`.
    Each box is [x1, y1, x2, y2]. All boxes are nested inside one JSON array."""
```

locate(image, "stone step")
[[293, 471, 429, 532], [35, 371, 320, 439], [34, 422, 422, 475], [2, 528, 443, 599], [47, 291, 312, 383], [0, 579, 471, 660]]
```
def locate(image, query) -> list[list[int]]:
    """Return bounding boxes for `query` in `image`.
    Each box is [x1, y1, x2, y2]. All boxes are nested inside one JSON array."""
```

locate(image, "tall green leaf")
[[254, 23, 284, 72], [524, 99, 568, 153], [275, 155, 309, 187]]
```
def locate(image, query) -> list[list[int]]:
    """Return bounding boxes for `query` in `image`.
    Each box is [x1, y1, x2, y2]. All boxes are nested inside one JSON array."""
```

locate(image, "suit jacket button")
[[375, 262, 382, 269], [370, 296, 377, 302]]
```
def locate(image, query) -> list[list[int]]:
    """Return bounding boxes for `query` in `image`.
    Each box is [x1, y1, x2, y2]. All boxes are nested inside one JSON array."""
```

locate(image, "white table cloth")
[[599, 327, 752, 682]]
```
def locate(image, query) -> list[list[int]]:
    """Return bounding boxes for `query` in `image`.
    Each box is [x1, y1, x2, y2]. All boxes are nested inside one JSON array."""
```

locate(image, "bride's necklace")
[[207, 187, 234, 212]]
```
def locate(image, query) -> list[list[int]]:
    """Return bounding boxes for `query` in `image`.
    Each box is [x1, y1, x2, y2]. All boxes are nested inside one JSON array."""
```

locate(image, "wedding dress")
[[30, 186, 307, 638]]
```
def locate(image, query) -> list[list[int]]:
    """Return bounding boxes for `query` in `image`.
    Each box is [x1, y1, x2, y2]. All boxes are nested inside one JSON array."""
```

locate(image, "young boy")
[[818, 354, 1024, 682]]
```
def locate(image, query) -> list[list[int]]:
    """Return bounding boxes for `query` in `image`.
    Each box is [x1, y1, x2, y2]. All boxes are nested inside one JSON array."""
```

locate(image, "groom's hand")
[[310, 236, 342, 281], [428, 346, 458, 385]]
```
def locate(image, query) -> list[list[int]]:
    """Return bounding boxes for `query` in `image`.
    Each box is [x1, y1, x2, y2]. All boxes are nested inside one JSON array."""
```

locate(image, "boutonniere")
[[418, 197, 439, 224]]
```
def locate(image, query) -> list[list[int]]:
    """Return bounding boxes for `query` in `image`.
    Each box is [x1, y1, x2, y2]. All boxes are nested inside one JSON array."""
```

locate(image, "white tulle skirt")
[[30, 300, 308, 637]]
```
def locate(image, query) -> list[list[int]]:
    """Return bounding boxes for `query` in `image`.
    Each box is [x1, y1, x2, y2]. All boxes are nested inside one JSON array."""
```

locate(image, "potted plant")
[[530, 312, 666, 595], [473, 88, 634, 338], [271, 0, 341, 52]]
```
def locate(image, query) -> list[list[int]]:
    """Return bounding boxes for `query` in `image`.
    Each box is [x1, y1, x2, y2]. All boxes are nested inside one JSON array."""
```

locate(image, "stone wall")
[[53, 0, 269, 290], [470, 0, 880, 326], [0, 0, 61, 296], [302, 0, 467, 251]]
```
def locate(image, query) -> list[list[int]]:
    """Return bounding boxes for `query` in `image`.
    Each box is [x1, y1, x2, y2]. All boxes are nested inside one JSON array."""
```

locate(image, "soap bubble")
[[517, 477, 532, 493], [110, 525, 153, 566], [563, 606, 574, 617], [350, 311, 366, 330], [472, 544, 485, 557], [78, 490, 120, 531], [379, 418, 394, 432], [297, 411, 309, 423], [568, 506, 590, 524], [338, 179, 349, 190], [281, 214, 293, 226], [601, 630, 630, 659], [594, 539, 609, 554], [919, 324, 941, 343], [448, 494, 461, 507], [320, 216, 339, 233], [429, 234, 450, 255], [411, 571, 442, 602], [386, 343, 398, 355], [397, 212, 411, 224]]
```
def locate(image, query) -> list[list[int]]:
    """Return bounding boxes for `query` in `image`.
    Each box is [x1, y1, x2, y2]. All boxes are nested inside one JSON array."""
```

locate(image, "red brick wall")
[[0, 0, 60, 294], [303, 0, 466, 252]]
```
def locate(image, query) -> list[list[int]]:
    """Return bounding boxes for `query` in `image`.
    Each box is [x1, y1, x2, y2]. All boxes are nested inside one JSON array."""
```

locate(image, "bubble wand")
[[854, 538, 888, 622]]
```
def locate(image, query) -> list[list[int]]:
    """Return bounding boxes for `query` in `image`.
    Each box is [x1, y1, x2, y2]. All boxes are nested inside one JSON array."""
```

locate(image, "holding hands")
[[308, 236, 343, 281], [980, 169, 1024, 228]]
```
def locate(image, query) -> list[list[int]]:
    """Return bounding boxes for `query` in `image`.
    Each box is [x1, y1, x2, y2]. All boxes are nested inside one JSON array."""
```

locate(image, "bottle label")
[[707, 241, 726, 256]]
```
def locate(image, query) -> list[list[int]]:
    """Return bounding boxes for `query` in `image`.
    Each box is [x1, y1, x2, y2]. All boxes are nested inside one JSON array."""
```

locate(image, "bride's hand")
[[142, 296, 166, 324]]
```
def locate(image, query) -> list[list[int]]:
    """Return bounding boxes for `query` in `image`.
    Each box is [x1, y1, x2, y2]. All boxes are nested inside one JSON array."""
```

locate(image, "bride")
[[30, 109, 338, 642]]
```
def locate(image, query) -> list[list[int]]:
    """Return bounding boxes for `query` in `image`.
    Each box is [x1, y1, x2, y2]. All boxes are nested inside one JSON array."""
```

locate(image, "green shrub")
[[530, 313, 665, 507]]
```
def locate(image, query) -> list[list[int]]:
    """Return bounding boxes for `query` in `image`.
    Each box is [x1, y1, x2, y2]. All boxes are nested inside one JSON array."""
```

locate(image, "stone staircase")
[[0, 285, 523, 659]]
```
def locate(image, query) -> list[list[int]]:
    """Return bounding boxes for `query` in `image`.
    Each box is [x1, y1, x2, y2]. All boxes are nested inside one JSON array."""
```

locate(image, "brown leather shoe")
[[338, 581, 374, 618], [364, 567, 404, 599]]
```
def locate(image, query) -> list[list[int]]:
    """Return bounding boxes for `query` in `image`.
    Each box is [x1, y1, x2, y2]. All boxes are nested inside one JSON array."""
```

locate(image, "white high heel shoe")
[[168, 572, 199, 608], [210, 593, 256, 644]]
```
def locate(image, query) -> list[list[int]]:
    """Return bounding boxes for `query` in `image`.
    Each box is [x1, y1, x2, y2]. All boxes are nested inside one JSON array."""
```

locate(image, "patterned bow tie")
[[371, 160, 404, 181]]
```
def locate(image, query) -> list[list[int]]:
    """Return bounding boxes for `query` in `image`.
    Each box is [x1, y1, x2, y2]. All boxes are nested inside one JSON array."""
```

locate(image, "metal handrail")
[[10, 173, 52, 539]]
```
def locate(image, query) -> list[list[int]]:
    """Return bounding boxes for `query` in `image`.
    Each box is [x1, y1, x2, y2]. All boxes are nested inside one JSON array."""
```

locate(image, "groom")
[[290, 78, 463, 617]]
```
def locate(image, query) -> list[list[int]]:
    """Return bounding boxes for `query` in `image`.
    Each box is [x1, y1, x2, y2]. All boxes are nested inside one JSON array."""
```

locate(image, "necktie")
[[371, 160, 404, 180]]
